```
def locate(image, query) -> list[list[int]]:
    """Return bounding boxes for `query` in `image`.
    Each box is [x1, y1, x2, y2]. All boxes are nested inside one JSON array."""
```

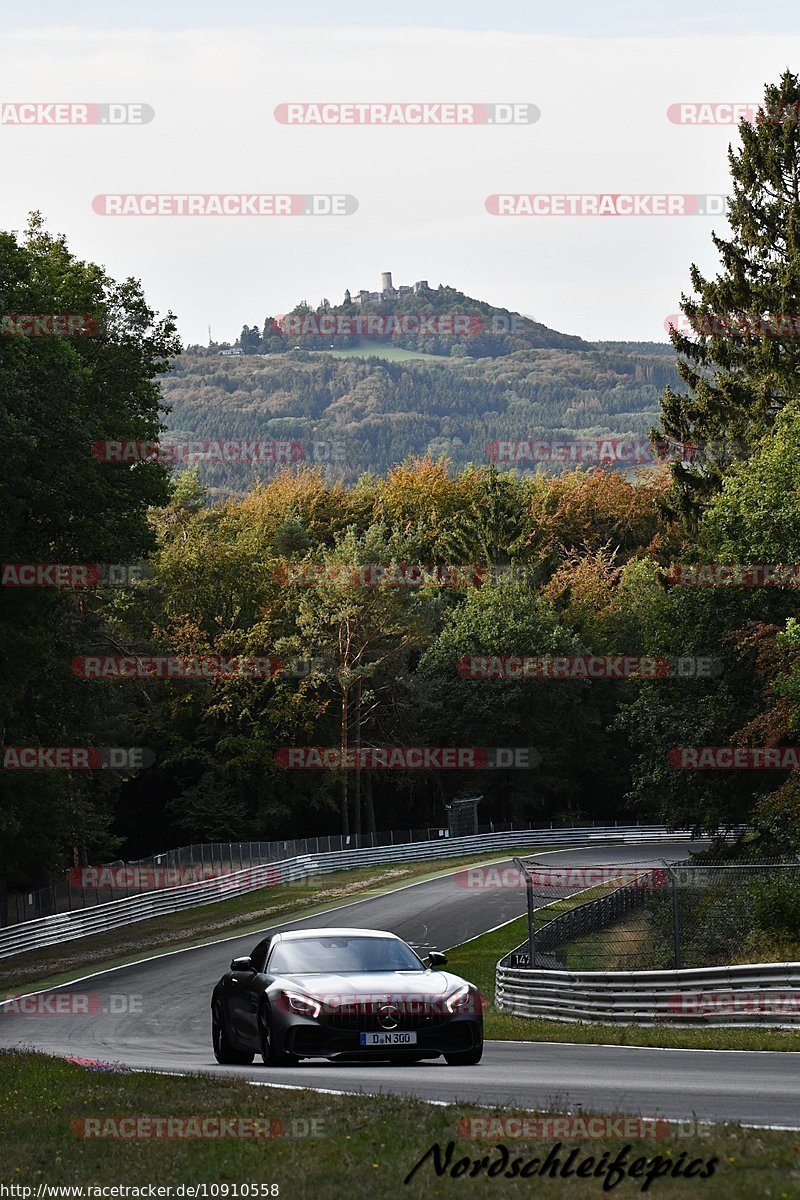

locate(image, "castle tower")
[[380, 271, 393, 293]]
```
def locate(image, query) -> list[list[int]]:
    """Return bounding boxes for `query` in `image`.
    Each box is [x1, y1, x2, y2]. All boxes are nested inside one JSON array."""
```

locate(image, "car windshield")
[[267, 935, 424, 974]]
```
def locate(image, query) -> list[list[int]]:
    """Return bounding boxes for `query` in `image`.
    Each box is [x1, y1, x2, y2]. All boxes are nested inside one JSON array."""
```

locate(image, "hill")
[[165, 280, 680, 494], [160, 344, 681, 497], [196, 280, 591, 361]]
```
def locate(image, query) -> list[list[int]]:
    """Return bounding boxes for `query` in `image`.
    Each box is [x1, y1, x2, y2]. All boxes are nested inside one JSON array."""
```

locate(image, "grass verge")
[[1, 1051, 797, 1198], [445, 915, 800, 1052]]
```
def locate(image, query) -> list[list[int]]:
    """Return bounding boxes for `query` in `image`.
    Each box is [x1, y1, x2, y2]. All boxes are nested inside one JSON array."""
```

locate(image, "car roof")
[[274, 927, 402, 942]]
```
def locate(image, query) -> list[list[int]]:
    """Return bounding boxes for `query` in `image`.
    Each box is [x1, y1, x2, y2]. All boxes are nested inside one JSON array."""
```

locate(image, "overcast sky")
[[2, 2, 799, 345]]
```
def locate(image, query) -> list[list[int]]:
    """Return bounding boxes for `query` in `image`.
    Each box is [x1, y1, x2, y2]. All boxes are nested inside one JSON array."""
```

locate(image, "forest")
[[4, 72, 800, 892], [161, 344, 681, 494]]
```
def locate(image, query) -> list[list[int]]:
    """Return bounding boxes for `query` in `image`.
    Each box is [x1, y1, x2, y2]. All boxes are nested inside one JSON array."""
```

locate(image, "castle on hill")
[[344, 272, 429, 307]]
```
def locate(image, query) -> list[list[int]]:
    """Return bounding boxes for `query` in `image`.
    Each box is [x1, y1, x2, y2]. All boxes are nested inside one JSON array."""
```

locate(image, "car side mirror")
[[230, 956, 256, 972], [427, 951, 448, 967]]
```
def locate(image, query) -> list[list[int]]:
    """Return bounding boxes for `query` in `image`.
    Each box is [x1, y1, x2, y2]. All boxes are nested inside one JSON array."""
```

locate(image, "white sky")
[[1, 18, 798, 344]]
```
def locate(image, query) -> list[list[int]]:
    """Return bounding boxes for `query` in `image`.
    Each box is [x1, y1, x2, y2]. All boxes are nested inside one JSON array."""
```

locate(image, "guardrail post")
[[514, 856, 535, 966], [665, 860, 682, 969]]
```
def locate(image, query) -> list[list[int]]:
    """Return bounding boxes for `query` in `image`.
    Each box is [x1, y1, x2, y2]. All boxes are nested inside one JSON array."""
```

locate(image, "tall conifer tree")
[[660, 71, 800, 525]]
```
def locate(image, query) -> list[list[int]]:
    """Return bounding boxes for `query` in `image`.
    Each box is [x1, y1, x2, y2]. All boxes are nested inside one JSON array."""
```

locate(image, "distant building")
[[348, 273, 430, 306], [217, 348, 244, 356]]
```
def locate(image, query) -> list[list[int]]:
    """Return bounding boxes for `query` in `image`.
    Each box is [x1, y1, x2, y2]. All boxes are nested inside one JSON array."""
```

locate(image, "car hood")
[[274, 970, 464, 1000]]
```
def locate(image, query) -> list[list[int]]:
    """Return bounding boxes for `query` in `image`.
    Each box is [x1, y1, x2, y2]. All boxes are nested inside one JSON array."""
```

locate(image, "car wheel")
[[212, 1002, 254, 1065], [259, 1003, 299, 1067], [443, 1041, 484, 1066]]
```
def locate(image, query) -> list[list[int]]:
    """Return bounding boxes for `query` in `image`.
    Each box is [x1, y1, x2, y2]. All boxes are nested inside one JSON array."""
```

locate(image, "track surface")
[[2, 841, 798, 1126]]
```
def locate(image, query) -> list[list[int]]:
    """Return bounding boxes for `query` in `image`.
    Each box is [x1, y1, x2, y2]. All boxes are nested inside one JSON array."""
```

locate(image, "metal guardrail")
[[5, 825, 476, 925], [3, 817, 677, 925], [495, 960, 800, 1027], [0, 824, 696, 959]]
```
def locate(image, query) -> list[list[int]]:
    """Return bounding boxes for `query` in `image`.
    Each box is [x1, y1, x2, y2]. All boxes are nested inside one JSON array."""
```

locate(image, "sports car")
[[211, 926, 484, 1066]]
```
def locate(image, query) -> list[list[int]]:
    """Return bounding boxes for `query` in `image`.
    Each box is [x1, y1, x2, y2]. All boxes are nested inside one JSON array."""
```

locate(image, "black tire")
[[212, 1002, 254, 1065], [444, 1040, 484, 1066], [259, 1004, 299, 1067]]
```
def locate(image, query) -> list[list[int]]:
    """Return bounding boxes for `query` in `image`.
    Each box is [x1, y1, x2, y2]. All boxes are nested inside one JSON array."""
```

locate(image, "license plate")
[[359, 1031, 417, 1046]]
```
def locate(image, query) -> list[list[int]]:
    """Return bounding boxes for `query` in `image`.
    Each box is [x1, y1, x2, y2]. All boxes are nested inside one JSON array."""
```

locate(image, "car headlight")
[[280, 989, 321, 1018], [445, 984, 474, 1014]]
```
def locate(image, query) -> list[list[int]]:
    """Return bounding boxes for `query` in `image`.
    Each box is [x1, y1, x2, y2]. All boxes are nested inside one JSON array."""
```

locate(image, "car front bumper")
[[277, 1012, 483, 1060]]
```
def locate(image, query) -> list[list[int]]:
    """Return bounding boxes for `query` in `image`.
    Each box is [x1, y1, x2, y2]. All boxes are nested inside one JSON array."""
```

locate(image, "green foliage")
[[0, 214, 180, 885], [160, 345, 680, 496], [661, 70, 800, 523], [640, 873, 800, 968]]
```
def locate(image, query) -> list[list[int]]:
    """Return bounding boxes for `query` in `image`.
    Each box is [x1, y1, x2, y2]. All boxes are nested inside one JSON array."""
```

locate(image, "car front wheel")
[[259, 1004, 299, 1067], [212, 1001, 254, 1065], [443, 1038, 484, 1066]]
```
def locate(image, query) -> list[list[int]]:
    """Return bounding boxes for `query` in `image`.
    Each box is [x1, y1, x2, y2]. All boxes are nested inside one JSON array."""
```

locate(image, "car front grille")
[[324, 1011, 443, 1032], [320, 1001, 446, 1032]]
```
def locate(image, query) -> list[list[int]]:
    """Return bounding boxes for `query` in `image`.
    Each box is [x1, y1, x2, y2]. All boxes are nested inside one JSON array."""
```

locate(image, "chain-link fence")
[[505, 858, 800, 971]]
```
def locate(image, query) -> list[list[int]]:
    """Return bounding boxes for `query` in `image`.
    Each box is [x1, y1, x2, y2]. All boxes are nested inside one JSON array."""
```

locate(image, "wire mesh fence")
[[504, 858, 800, 971]]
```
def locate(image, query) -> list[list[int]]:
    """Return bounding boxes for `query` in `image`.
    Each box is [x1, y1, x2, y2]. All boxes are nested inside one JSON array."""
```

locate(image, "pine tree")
[[660, 70, 800, 526]]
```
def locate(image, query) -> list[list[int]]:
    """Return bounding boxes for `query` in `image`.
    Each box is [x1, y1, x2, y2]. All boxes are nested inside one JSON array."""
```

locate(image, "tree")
[[0, 214, 180, 886], [414, 579, 619, 822], [238, 324, 261, 354], [288, 526, 434, 834], [660, 71, 800, 526]]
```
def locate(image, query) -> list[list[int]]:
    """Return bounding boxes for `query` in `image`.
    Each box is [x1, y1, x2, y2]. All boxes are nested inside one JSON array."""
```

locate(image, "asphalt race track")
[[2, 841, 798, 1127]]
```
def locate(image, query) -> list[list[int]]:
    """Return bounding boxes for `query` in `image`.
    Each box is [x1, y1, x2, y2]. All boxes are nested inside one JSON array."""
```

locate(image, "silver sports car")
[[211, 926, 484, 1066]]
